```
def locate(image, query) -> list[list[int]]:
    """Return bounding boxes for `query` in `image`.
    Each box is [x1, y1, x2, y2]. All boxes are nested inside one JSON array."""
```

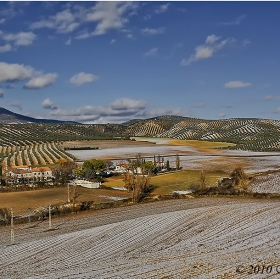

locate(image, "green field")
[[133, 137, 235, 149], [103, 170, 227, 196], [150, 170, 226, 195]]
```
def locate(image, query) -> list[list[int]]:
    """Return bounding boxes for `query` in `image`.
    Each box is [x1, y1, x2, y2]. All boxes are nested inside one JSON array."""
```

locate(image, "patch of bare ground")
[[196, 157, 251, 172], [63, 140, 157, 150], [0, 186, 132, 215]]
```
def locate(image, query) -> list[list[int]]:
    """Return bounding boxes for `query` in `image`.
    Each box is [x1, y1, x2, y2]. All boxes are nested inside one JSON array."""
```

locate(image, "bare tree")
[[123, 172, 151, 203], [176, 154, 180, 170], [70, 185, 81, 210], [230, 166, 248, 190], [198, 170, 206, 191]]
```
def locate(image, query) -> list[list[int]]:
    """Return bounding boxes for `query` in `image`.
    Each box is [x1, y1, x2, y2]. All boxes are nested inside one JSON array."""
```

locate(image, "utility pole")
[[10, 208, 14, 245], [48, 204, 52, 230]]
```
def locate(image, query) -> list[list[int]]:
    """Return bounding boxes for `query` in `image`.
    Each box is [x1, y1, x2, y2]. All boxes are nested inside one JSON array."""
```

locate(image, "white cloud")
[[137, 107, 188, 119], [264, 95, 273, 100], [143, 14, 151, 21], [141, 27, 165, 35], [224, 81, 252, 88], [65, 37, 71, 45], [243, 39, 251, 46], [75, 32, 90, 40], [0, 44, 11, 53], [42, 98, 54, 109], [30, 9, 80, 34], [50, 97, 186, 124], [9, 102, 22, 111], [0, 62, 33, 82], [3, 32, 36, 46], [155, 3, 170, 14], [70, 72, 99, 86], [85, 2, 138, 36], [218, 15, 246, 26], [194, 103, 205, 108], [143, 47, 158, 57], [218, 113, 227, 118], [110, 39, 116, 44], [110, 98, 146, 111], [0, 18, 5, 24], [126, 34, 133, 39], [205, 34, 220, 45], [31, 2, 138, 39], [263, 95, 280, 101], [181, 34, 235, 66], [24, 73, 58, 89], [0, 89, 4, 97], [0, 2, 26, 18]]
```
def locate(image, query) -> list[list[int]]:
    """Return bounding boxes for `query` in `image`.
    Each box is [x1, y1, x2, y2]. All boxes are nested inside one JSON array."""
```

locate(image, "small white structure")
[[114, 163, 127, 173], [73, 179, 100, 189]]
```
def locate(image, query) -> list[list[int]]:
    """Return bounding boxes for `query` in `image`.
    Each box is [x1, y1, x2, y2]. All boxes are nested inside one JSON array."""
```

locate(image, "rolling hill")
[[125, 116, 280, 151], [0, 107, 78, 124], [0, 108, 280, 166]]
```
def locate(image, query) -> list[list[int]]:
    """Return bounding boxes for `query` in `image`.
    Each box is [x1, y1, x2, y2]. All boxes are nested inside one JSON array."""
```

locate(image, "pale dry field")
[[1, 198, 280, 278], [66, 138, 280, 173]]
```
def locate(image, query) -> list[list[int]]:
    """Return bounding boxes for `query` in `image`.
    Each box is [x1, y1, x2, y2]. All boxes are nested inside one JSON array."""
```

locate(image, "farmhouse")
[[114, 163, 127, 173], [6, 166, 53, 183]]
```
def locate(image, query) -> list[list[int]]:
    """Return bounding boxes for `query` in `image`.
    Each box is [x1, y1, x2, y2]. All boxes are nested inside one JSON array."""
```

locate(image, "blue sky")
[[0, 1, 280, 123]]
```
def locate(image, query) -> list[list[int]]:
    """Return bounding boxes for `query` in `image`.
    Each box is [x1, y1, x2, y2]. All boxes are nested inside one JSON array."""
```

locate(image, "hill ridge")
[[0, 107, 78, 124]]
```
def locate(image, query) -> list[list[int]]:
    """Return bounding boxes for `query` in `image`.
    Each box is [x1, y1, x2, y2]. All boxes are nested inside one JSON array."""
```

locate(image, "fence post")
[[67, 184, 70, 203], [10, 208, 14, 245], [48, 204, 52, 230], [28, 207, 31, 226]]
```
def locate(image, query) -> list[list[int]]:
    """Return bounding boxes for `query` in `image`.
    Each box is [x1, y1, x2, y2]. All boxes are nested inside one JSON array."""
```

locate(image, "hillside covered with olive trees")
[[1, 108, 280, 172]]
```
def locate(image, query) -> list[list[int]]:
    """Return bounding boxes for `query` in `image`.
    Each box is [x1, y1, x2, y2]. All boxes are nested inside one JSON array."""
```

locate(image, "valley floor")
[[1, 198, 280, 278]]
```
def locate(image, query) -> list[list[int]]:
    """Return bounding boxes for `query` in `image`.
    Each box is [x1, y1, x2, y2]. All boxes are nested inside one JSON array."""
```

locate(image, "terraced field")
[[0, 142, 74, 170], [0, 198, 280, 278]]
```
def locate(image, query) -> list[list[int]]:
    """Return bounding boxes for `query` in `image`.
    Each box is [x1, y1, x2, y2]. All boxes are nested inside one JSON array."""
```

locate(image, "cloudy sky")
[[0, 1, 280, 124]]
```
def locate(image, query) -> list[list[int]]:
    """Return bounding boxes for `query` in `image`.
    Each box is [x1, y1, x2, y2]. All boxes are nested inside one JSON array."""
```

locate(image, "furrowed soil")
[[1, 198, 280, 278]]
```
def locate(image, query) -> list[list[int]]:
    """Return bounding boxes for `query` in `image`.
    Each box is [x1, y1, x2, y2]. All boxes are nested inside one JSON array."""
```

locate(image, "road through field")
[[1, 198, 280, 278]]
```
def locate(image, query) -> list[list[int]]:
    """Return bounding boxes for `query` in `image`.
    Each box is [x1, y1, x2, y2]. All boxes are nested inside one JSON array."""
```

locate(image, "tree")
[[70, 185, 81, 209], [176, 154, 180, 170], [123, 172, 151, 203], [198, 170, 206, 191], [89, 159, 106, 172], [75, 165, 84, 178], [134, 153, 142, 168], [166, 160, 170, 171], [141, 161, 155, 175], [52, 158, 76, 184], [77, 159, 107, 180], [230, 167, 248, 190]]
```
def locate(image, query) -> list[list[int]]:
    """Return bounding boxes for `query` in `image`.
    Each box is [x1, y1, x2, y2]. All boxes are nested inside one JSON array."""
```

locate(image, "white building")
[[6, 166, 53, 183]]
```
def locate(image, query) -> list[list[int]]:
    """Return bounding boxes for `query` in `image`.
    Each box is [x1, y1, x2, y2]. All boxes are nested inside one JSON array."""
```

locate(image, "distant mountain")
[[0, 107, 79, 124]]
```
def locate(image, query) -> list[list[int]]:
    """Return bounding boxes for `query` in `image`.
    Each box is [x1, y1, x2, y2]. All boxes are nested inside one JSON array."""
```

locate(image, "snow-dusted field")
[[1, 198, 280, 278], [68, 145, 194, 160], [68, 144, 280, 173], [250, 172, 280, 194]]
